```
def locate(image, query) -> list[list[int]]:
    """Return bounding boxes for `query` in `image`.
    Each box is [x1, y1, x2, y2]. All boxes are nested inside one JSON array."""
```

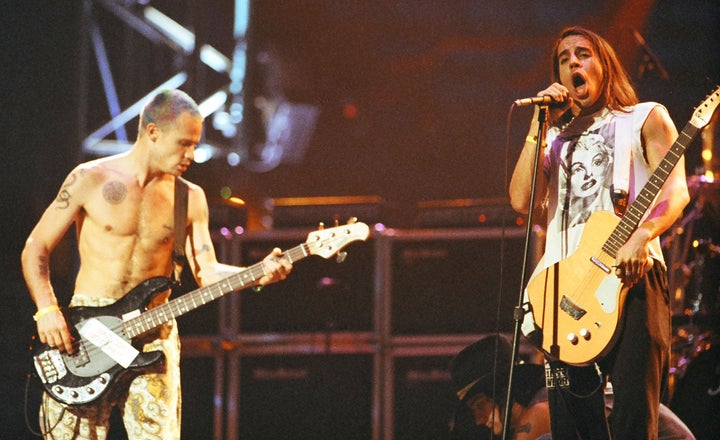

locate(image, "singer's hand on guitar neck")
[[614, 227, 653, 287]]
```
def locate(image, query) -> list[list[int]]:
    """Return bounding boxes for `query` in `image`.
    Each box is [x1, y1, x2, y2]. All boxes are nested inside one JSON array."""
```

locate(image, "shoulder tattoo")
[[103, 181, 127, 205]]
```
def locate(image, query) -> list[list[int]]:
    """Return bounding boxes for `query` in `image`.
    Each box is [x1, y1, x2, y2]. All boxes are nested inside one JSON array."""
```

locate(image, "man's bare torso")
[[73, 157, 178, 300]]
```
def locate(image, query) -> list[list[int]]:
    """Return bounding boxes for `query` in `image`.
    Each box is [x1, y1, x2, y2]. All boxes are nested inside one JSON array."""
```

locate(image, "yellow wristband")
[[33, 305, 60, 321], [525, 135, 537, 144]]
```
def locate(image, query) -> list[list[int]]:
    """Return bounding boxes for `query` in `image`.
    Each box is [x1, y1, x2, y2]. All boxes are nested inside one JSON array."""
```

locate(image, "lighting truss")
[[80, 0, 247, 157]]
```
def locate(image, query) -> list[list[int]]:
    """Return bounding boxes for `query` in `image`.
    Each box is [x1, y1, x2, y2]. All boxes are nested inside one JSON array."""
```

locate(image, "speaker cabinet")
[[235, 354, 374, 439], [180, 352, 224, 440], [234, 232, 375, 333], [392, 354, 457, 440], [171, 268, 223, 336], [388, 228, 528, 334]]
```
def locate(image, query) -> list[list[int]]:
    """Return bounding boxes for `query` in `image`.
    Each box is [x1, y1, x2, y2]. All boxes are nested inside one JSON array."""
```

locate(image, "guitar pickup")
[[69, 341, 91, 368], [560, 295, 587, 320], [590, 256, 611, 274]]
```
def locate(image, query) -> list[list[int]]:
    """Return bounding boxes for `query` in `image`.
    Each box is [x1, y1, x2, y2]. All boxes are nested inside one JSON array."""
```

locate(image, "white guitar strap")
[[611, 111, 632, 203]]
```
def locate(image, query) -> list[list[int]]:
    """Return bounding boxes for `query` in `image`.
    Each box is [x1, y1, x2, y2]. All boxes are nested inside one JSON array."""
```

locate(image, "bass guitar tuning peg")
[[336, 251, 347, 264]]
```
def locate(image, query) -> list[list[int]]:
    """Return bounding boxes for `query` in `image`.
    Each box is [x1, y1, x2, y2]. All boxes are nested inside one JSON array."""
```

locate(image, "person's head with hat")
[[449, 334, 550, 439]]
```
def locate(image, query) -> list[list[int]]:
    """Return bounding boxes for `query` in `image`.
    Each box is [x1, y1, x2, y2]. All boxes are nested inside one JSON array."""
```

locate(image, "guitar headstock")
[[305, 219, 370, 259], [690, 85, 720, 129]]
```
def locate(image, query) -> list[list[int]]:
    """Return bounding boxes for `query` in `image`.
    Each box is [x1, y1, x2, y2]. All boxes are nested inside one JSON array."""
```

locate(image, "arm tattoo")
[[54, 172, 81, 209], [55, 189, 72, 209], [515, 422, 532, 434], [38, 256, 49, 277], [103, 181, 127, 205], [196, 244, 212, 255]]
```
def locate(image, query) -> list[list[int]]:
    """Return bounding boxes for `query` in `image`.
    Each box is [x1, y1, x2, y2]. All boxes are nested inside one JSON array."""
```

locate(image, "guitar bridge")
[[34, 349, 67, 384], [560, 295, 587, 320]]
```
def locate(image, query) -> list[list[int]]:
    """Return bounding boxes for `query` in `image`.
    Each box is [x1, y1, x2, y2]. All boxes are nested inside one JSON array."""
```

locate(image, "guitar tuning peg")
[[334, 218, 340, 227], [336, 251, 347, 264], [347, 217, 357, 224], [318, 222, 325, 230]]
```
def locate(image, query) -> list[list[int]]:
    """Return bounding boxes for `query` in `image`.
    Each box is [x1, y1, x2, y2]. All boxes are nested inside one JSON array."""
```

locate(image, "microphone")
[[513, 95, 565, 107]]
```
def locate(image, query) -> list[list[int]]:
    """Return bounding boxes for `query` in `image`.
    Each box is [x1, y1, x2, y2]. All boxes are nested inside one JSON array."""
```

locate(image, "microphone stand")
[[501, 105, 548, 440]]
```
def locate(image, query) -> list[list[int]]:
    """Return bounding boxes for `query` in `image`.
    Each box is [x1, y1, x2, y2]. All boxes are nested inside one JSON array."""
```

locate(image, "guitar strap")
[[172, 177, 188, 285], [611, 111, 632, 216]]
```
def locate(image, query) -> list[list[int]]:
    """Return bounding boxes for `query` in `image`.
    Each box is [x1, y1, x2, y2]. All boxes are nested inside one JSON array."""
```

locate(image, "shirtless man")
[[21, 89, 292, 439]]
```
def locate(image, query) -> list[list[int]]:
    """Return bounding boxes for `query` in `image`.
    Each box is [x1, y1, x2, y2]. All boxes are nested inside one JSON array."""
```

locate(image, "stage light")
[[227, 196, 245, 206], [343, 102, 359, 120], [227, 151, 242, 167], [212, 111, 238, 138], [198, 90, 228, 118], [143, 6, 194, 54], [200, 44, 232, 74], [193, 144, 219, 164]]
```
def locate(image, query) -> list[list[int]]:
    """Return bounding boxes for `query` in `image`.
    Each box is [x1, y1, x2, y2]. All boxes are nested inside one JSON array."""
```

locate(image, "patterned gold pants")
[[39, 295, 182, 440]]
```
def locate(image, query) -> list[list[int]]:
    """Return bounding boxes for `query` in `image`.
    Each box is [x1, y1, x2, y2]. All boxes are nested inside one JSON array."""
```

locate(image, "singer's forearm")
[[509, 137, 547, 214]]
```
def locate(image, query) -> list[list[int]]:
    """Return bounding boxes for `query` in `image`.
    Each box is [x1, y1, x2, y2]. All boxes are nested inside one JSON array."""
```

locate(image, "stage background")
[[3, 1, 719, 439]]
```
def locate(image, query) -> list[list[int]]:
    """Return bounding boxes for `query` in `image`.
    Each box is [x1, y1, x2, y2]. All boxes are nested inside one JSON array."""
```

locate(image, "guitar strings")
[[563, 250, 618, 315], [46, 240, 319, 364], [56, 262, 270, 359]]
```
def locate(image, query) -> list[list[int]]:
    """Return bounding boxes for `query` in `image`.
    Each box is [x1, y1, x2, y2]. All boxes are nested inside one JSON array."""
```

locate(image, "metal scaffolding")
[[78, 0, 316, 172]]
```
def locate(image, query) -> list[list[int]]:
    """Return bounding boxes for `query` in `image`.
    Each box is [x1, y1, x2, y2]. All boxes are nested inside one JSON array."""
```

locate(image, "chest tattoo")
[[103, 181, 128, 205]]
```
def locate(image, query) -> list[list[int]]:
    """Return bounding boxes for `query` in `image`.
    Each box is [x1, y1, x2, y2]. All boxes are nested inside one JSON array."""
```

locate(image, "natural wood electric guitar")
[[526, 86, 720, 366], [33, 221, 370, 405]]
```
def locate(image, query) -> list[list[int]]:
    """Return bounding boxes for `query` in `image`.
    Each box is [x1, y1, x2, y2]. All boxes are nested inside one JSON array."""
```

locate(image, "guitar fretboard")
[[602, 123, 700, 257], [123, 243, 310, 338]]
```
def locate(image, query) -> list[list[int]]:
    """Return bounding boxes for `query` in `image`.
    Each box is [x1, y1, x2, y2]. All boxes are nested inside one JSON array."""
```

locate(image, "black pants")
[[547, 263, 672, 440]]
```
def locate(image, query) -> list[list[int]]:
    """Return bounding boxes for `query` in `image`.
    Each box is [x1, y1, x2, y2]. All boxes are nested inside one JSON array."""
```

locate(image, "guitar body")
[[526, 211, 629, 366], [33, 277, 172, 405]]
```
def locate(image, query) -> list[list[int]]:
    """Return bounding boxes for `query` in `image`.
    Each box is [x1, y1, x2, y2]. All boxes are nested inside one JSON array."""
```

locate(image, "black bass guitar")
[[33, 221, 370, 405]]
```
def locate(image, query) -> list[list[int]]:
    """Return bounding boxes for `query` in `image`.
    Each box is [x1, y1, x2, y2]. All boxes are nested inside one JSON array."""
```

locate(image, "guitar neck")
[[602, 121, 700, 257], [124, 243, 310, 338]]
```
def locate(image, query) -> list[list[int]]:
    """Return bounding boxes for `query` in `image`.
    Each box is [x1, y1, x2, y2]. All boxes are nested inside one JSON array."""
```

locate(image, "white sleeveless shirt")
[[520, 103, 667, 336], [541, 102, 665, 268]]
